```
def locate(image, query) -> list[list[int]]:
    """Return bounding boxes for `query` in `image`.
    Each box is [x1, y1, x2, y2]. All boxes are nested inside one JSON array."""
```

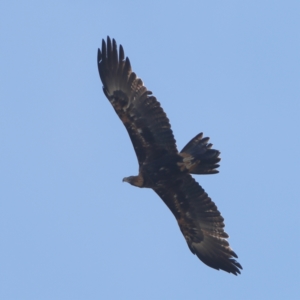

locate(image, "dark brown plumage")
[[97, 37, 242, 275]]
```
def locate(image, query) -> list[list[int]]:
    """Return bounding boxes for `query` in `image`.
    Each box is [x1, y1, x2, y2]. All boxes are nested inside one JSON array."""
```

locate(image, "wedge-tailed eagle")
[[97, 37, 242, 275]]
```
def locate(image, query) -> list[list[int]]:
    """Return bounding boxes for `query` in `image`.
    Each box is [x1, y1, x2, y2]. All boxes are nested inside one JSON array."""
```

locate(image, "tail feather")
[[180, 133, 221, 175]]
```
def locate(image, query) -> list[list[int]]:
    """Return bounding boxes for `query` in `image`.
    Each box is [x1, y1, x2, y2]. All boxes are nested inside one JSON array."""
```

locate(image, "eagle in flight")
[[97, 37, 242, 275]]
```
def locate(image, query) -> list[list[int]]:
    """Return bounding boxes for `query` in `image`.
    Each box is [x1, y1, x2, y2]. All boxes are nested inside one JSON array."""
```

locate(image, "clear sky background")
[[1, 1, 299, 299]]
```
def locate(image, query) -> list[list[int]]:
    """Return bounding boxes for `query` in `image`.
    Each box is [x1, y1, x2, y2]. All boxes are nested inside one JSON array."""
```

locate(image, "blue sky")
[[1, 1, 299, 299]]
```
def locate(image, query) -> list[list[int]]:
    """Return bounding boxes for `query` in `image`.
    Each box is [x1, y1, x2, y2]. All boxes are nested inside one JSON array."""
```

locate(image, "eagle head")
[[122, 175, 144, 187]]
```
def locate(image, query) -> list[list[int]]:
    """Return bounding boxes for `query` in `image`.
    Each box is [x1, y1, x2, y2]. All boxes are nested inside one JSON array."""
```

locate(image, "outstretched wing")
[[154, 173, 242, 275], [97, 37, 178, 165]]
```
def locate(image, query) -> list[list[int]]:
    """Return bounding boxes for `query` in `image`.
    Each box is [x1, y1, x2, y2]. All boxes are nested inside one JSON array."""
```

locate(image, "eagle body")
[[124, 153, 183, 188], [97, 37, 242, 275]]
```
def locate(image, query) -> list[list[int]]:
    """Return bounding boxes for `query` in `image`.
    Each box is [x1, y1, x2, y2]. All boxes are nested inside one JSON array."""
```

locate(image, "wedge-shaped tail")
[[180, 133, 221, 175]]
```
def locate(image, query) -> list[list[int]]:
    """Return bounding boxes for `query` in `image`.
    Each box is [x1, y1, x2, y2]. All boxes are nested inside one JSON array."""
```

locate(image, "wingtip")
[[97, 48, 102, 63], [124, 56, 132, 73], [188, 240, 242, 275], [119, 44, 125, 61], [101, 39, 106, 58], [100, 37, 126, 64], [229, 257, 243, 275]]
